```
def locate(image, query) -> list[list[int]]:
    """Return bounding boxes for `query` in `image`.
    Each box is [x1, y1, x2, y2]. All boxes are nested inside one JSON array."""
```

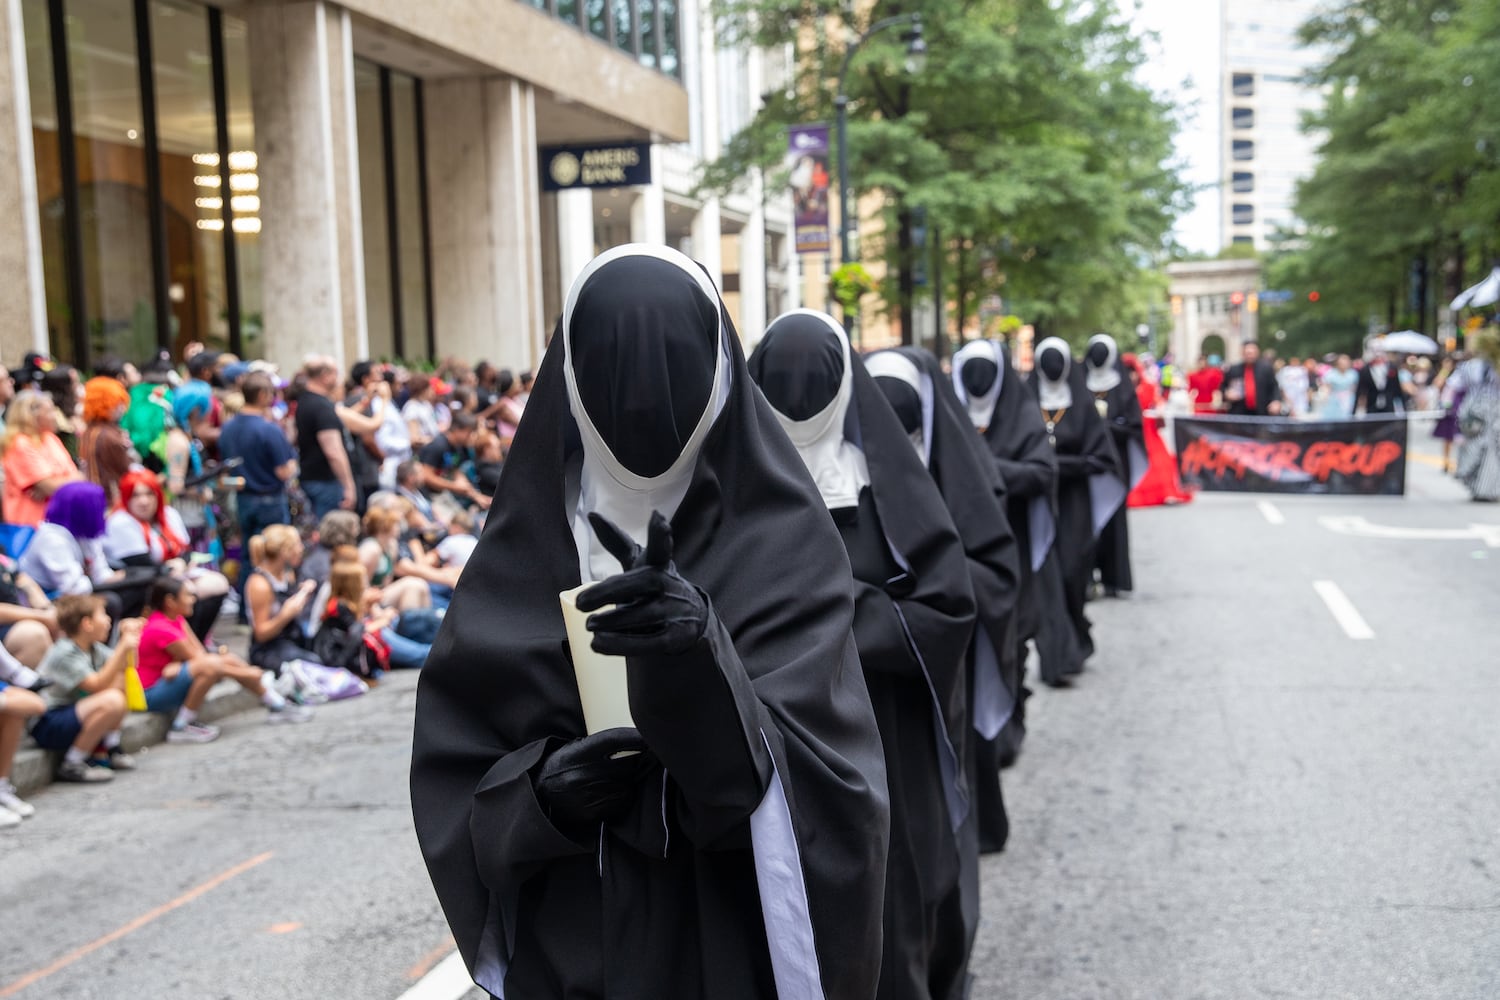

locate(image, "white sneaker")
[[0, 806, 20, 828], [0, 786, 35, 818], [266, 702, 314, 724]]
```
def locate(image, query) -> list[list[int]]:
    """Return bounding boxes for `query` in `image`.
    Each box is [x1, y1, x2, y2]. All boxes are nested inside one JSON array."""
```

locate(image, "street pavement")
[[2, 427, 1496, 999]]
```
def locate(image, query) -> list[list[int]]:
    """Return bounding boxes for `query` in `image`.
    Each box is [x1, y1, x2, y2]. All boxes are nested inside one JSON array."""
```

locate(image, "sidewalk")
[[11, 620, 264, 797]]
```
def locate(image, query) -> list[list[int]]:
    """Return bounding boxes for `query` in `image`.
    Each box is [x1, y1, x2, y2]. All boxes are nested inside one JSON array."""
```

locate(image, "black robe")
[[1028, 363, 1123, 683], [1091, 365, 1147, 593], [872, 346, 1023, 996], [412, 253, 890, 1000], [751, 321, 976, 1000], [953, 343, 1058, 760]]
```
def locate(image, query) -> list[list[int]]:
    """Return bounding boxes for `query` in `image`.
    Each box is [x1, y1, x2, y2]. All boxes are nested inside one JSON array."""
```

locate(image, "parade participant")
[[1456, 328, 1500, 501], [411, 245, 889, 1000], [868, 344, 1022, 993], [1320, 354, 1359, 417], [1223, 341, 1281, 416], [1355, 349, 1405, 415], [1122, 355, 1194, 508], [1027, 338, 1125, 684], [1083, 334, 1147, 597], [1186, 355, 1223, 414], [751, 311, 975, 1000], [952, 339, 1056, 772]]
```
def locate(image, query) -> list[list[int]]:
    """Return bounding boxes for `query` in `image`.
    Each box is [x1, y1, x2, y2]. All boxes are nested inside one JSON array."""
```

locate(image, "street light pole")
[[834, 13, 926, 335]]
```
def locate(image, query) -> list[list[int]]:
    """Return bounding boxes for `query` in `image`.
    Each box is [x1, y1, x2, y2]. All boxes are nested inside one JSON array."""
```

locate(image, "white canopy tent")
[[1451, 266, 1500, 310]]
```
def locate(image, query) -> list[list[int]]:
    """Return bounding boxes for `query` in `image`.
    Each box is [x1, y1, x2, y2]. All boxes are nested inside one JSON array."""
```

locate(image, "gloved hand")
[[535, 728, 658, 830], [576, 511, 710, 656]]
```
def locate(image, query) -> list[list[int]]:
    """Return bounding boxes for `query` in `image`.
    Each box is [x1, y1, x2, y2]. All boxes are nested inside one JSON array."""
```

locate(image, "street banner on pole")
[[1174, 415, 1408, 495], [787, 124, 831, 254]]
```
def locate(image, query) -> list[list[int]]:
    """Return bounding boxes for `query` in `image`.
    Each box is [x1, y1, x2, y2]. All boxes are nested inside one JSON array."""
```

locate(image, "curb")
[[12, 679, 263, 797]]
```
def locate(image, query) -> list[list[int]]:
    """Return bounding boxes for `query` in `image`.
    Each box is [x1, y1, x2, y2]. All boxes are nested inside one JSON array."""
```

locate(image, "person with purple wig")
[[19, 483, 132, 624]]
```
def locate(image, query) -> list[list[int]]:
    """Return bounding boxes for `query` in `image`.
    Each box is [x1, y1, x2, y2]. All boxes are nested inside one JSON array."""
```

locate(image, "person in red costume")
[[1123, 355, 1193, 507], [1186, 355, 1224, 414]]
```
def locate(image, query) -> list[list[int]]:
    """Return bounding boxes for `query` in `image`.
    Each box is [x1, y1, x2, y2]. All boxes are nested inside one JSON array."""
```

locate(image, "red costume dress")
[[1126, 367, 1193, 508], [1187, 366, 1223, 414]]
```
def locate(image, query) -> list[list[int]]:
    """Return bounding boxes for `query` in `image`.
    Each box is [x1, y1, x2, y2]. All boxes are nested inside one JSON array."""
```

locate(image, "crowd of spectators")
[[0, 346, 519, 827]]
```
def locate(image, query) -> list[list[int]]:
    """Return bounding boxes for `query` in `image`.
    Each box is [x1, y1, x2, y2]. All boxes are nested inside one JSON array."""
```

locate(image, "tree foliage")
[[1281, 0, 1500, 338], [705, 0, 1190, 348]]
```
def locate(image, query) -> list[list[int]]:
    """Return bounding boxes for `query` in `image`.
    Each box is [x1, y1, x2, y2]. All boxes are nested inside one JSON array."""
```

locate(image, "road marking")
[[406, 934, 457, 980], [1313, 581, 1375, 640], [1319, 515, 1500, 546], [1257, 500, 1286, 525], [1408, 452, 1446, 470], [396, 951, 473, 1000], [0, 851, 273, 998]]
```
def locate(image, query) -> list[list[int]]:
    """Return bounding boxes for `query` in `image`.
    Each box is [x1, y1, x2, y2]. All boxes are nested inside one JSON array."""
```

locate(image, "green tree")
[[705, 0, 1190, 349]]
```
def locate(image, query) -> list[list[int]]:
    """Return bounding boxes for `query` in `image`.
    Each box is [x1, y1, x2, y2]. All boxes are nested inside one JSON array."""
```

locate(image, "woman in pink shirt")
[[137, 576, 313, 743]]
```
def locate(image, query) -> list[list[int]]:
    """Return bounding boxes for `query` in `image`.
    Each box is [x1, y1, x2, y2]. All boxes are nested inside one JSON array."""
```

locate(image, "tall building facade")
[[1219, 0, 1324, 250], [0, 0, 793, 373]]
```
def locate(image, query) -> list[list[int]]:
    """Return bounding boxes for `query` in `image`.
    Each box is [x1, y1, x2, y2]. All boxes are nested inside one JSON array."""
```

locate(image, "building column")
[[629, 147, 665, 245], [425, 76, 545, 370], [0, 0, 48, 361], [738, 181, 767, 342], [248, 0, 366, 371], [555, 188, 595, 304], [691, 199, 722, 287]]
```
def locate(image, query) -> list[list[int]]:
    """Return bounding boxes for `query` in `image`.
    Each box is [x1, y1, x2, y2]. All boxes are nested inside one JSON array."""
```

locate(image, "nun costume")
[[1026, 337, 1126, 682], [868, 345, 1023, 996], [749, 311, 977, 1000], [1083, 334, 1148, 596], [950, 340, 1057, 768], [411, 246, 890, 1000]]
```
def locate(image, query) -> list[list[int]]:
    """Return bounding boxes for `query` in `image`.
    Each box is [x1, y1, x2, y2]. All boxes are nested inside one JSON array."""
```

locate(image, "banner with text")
[[1174, 415, 1408, 496], [787, 124, 831, 253]]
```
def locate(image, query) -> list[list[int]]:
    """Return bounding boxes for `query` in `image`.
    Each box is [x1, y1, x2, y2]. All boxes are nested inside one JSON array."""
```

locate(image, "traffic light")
[[1230, 291, 1245, 306], [1308, 290, 1321, 303]]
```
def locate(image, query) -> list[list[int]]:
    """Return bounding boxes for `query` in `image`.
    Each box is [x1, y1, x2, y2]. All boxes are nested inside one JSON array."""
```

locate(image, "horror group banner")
[[1174, 415, 1408, 495], [786, 124, 831, 254]]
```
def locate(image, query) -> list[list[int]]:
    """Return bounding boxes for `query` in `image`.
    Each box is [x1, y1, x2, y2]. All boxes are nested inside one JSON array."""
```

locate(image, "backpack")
[[312, 599, 389, 680]]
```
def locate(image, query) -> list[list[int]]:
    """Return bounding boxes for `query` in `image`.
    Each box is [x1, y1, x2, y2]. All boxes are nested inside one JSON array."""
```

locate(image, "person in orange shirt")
[[2, 391, 81, 527]]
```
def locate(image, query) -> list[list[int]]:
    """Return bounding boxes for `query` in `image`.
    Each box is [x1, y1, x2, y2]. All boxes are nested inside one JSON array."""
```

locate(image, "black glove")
[[576, 511, 710, 657], [535, 728, 658, 830]]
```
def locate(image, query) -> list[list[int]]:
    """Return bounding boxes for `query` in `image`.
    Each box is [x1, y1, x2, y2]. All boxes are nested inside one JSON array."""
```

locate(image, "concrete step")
[[12, 679, 264, 795]]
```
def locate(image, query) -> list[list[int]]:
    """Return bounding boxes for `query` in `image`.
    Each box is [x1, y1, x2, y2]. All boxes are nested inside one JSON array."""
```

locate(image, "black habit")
[[411, 247, 890, 1000], [1027, 337, 1125, 684], [750, 311, 976, 1000], [870, 345, 1023, 997], [1084, 335, 1148, 595]]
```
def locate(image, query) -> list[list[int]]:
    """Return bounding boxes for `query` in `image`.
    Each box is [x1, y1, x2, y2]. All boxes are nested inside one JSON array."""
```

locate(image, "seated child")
[[0, 679, 45, 823], [32, 595, 140, 783]]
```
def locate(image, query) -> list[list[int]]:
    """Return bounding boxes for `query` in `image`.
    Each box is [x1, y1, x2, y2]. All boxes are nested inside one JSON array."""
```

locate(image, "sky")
[[1129, 0, 1223, 254]]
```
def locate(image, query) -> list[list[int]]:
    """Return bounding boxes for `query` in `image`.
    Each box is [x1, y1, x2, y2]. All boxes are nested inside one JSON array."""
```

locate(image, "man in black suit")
[[1222, 341, 1282, 416], [1355, 350, 1406, 415]]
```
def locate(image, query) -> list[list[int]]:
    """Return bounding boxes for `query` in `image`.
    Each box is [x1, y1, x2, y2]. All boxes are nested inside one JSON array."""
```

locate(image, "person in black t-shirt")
[[296, 357, 357, 518], [417, 412, 487, 509]]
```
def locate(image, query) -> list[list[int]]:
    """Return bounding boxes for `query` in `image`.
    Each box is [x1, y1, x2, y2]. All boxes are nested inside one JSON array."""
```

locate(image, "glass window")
[[1232, 236, 1254, 245], [637, 0, 657, 69], [1232, 72, 1254, 97], [660, 0, 679, 77], [613, 0, 634, 54], [1232, 139, 1254, 161], [151, 0, 228, 356], [1231, 106, 1254, 130], [22, 0, 72, 358], [586, 0, 607, 40], [354, 59, 393, 361], [67, 0, 156, 364], [1232, 203, 1254, 225], [1232, 171, 1254, 193], [390, 74, 429, 357], [557, 0, 579, 29], [221, 12, 261, 357]]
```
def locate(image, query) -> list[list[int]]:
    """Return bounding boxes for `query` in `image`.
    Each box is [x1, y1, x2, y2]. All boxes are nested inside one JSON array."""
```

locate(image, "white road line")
[[396, 952, 474, 1000], [1257, 500, 1286, 525], [1313, 580, 1375, 640]]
